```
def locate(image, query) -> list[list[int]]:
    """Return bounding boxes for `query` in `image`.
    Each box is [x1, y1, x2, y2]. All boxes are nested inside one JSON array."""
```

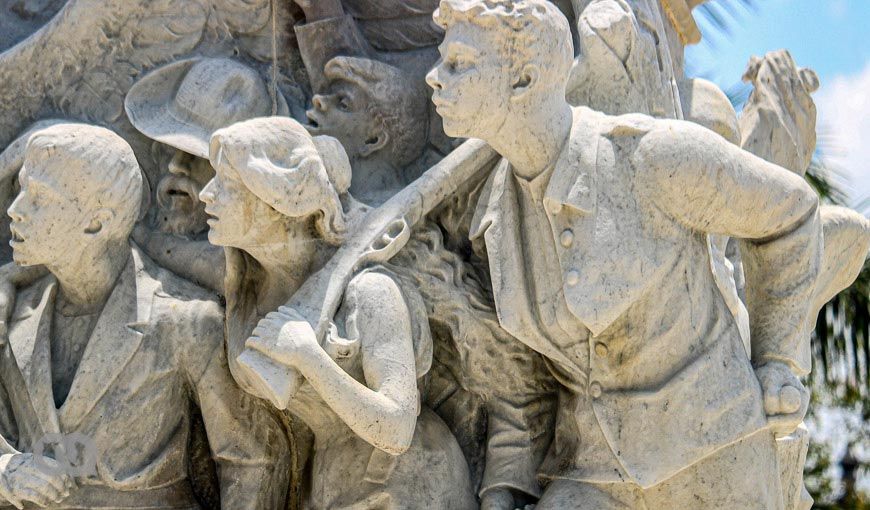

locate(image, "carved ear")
[[359, 130, 389, 158], [800, 68, 820, 94], [83, 209, 115, 236], [511, 64, 540, 98], [742, 55, 762, 83]]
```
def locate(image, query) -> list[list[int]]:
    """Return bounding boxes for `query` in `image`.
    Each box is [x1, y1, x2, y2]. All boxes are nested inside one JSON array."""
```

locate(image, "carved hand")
[[754, 361, 810, 437], [294, 0, 344, 22], [246, 306, 321, 369], [0, 453, 74, 509]]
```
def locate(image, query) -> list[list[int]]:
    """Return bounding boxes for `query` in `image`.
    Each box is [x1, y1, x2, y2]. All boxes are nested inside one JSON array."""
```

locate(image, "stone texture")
[[0, 1, 864, 509]]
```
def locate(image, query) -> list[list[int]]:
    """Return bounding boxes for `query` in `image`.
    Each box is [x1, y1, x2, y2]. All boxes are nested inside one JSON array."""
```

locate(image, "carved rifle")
[[236, 139, 499, 409]]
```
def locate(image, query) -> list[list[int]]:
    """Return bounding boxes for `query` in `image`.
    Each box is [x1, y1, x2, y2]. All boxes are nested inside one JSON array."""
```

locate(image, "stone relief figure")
[[200, 116, 477, 510], [740, 49, 821, 175], [125, 57, 289, 293], [294, 0, 446, 205], [0, 124, 290, 509], [427, 0, 824, 507], [294, 1, 560, 504]]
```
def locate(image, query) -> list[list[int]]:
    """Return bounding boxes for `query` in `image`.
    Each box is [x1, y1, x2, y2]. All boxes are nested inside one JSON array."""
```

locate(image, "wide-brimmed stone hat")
[[125, 58, 289, 159]]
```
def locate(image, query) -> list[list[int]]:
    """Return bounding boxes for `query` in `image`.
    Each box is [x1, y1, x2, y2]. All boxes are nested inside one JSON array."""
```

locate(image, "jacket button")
[[566, 270, 580, 286], [546, 200, 563, 215], [560, 229, 574, 247], [594, 342, 608, 357], [589, 382, 602, 399]]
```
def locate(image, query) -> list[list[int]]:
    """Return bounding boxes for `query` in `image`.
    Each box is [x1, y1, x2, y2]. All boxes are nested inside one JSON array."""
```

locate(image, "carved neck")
[[50, 239, 129, 313], [490, 98, 574, 180], [240, 222, 320, 314]]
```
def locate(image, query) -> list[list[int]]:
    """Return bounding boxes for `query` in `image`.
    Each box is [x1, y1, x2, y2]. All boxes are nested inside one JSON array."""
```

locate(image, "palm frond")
[[693, 0, 756, 48]]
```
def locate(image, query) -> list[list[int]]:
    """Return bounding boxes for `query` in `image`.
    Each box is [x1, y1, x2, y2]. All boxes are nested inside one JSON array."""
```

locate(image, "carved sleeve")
[[636, 120, 822, 375], [181, 302, 291, 510]]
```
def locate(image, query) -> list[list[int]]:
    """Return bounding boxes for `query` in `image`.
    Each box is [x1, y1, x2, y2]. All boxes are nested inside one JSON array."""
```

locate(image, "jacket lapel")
[[6, 276, 62, 440], [544, 106, 599, 215], [58, 248, 160, 430], [470, 159, 588, 380]]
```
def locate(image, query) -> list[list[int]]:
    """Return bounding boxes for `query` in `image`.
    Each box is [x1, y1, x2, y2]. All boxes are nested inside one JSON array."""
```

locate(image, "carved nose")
[[425, 67, 442, 90], [168, 151, 191, 176], [312, 95, 327, 111], [7, 196, 23, 222], [7, 207, 22, 222]]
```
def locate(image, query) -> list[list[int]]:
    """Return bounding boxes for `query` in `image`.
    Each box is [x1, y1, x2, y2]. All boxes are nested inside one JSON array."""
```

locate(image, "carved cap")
[[124, 58, 289, 159]]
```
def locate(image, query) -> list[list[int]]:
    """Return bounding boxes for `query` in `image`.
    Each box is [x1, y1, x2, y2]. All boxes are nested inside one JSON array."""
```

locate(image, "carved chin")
[[441, 117, 474, 139]]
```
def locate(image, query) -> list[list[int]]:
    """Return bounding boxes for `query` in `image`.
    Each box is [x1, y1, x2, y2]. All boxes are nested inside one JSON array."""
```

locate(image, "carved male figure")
[[427, 1, 821, 508], [294, 0, 440, 204], [0, 124, 289, 509], [124, 57, 287, 292]]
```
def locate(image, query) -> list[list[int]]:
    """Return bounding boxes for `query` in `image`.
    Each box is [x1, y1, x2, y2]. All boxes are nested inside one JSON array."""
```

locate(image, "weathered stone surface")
[[0, 1, 864, 509]]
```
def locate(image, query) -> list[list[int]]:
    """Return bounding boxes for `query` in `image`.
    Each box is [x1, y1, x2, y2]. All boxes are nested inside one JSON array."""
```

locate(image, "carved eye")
[[338, 96, 350, 111]]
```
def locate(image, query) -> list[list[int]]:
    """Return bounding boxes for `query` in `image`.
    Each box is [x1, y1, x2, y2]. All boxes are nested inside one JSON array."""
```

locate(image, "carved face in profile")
[[426, 21, 513, 139], [199, 144, 320, 250], [199, 164, 282, 250], [8, 159, 110, 267], [306, 80, 380, 162], [155, 148, 214, 237]]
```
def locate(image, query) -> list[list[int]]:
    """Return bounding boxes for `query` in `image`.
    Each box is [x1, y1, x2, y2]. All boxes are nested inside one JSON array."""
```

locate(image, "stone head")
[[8, 124, 143, 268], [426, 0, 573, 139], [307, 56, 429, 169], [125, 58, 288, 238], [200, 117, 351, 251]]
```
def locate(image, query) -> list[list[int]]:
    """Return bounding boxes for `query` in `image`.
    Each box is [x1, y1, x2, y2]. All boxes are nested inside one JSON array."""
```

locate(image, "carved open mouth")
[[157, 175, 200, 209], [305, 111, 321, 132], [166, 186, 193, 201], [9, 226, 24, 243]]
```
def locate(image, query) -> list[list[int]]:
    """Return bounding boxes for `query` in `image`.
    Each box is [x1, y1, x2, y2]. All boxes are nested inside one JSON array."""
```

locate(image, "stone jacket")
[[470, 107, 821, 487], [0, 245, 289, 509]]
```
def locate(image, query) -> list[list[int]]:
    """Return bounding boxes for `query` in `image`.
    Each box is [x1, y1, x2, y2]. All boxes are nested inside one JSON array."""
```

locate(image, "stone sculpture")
[[0, 124, 290, 509], [293, 0, 444, 205], [0, 0, 865, 509], [126, 57, 289, 293], [201, 116, 476, 509], [427, 0, 822, 507]]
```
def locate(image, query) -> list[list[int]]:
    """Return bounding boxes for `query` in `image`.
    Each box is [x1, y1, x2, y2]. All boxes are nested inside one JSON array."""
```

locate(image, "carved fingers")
[[0, 454, 74, 509], [755, 361, 810, 437], [245, 307, 319, 368]]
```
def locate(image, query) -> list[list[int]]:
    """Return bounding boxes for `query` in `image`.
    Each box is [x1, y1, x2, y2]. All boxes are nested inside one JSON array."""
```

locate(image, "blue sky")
[[685, 0, 870, 207]]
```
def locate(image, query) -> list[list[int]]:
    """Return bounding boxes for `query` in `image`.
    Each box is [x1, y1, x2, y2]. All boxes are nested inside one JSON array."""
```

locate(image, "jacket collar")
[[7, 244, 162, 432], [543, 106, 600, 215]]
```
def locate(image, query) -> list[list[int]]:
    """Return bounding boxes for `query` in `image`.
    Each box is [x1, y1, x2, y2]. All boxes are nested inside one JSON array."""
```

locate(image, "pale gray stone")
[[0, 1, 865, 509]]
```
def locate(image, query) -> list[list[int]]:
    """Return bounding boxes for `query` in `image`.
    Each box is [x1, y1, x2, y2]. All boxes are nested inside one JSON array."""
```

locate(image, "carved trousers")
[[536, 429, 784, 510]]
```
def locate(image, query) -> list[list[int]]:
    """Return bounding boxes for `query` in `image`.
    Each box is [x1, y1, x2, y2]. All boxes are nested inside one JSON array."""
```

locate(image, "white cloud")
[[815, 61, 870, 207]]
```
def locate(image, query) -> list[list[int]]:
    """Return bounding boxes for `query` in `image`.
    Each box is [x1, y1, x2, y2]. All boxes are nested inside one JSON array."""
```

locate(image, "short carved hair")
[[24, 123, 143, 236], [324, 56, 429, 168], [434, 0, 574, 82]]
